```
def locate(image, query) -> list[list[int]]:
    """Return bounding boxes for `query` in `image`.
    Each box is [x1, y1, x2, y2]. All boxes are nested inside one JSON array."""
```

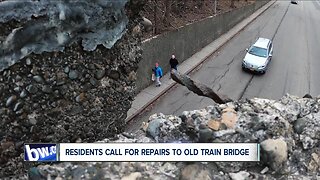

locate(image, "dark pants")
[[171, 66, 177, 71], [170, 66, 177, 79]]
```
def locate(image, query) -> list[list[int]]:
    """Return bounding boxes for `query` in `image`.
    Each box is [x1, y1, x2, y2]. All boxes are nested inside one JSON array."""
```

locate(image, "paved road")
[[127, 1, 320, 132]]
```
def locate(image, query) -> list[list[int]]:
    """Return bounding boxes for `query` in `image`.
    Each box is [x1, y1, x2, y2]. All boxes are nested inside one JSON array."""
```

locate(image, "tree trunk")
[[216, 0, 221, 11], [230, 0, 236, 8], [213, 0, 217, 14], [153, 0, 158, 34], [172, 0, 178, 13], [163, 0, 171, 25]]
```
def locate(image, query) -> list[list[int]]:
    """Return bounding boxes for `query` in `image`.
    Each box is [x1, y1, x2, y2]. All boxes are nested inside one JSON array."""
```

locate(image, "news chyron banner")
[[25, 143, 260, 162]]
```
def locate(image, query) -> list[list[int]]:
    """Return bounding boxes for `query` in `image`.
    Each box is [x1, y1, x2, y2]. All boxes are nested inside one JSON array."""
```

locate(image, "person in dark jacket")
[[169, 54, 179, 71], [169, 54, 178, 79], [152, 62, 163, 87]]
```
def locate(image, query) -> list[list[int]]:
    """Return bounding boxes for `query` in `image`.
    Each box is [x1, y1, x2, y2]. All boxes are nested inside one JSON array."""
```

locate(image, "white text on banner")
[[59, 143, 260, 162]]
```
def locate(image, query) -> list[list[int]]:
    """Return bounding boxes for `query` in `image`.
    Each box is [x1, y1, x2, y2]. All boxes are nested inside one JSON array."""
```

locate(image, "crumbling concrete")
[[0, 0, 145, 177], [171, 69, 232, 104], [32, 94, 320, 180]]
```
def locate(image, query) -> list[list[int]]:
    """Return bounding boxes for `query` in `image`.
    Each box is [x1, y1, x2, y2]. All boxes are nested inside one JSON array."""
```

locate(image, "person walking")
[[152, 62, 163, 87], [169, 54, 179, 71], [169, 54, 179, 79]]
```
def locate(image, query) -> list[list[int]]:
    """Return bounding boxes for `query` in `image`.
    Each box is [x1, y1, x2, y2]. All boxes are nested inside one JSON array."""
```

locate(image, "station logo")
[[24, 144, 57, 161]]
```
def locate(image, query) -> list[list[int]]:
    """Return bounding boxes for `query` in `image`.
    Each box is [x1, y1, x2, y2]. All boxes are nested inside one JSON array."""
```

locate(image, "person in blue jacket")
[[152, 62, 163, 87]]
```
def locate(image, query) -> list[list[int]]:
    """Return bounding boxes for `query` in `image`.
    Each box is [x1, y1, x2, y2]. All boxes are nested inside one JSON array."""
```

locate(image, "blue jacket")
[[154, 67, 163, 77]]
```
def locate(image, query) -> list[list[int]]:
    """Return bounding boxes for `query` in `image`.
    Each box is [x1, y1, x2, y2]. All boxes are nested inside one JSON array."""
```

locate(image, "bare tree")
[[163, 0, 171, 25], [153, 0, 158, 34]]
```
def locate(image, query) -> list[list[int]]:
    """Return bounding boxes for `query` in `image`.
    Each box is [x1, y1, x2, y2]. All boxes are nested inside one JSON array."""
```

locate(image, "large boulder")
[[260, 138, 288, 171]]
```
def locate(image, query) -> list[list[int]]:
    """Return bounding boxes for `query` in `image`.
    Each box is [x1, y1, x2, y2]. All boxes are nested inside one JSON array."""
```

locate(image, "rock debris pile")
[[0, 0, 146, 177], [31, 94, 319, 180]]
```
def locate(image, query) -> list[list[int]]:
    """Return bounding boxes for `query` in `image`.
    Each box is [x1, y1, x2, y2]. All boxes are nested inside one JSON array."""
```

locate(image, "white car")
[[242, 37, 273, 74]]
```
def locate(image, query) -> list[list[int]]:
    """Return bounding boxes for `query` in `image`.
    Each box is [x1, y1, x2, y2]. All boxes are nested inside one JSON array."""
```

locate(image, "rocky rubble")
[[30, 94, 320, 180], [0, 0, 146, 177]]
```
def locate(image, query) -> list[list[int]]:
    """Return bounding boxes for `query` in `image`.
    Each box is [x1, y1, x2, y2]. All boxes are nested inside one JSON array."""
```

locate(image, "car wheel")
[[261, 70, 266, 74]]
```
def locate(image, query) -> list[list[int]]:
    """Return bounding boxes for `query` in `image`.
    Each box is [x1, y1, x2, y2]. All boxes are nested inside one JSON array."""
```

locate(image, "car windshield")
[[248, 46, 268, 58]]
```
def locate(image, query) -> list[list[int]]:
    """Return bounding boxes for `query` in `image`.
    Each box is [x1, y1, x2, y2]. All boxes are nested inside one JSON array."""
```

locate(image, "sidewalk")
[[126, 1, 275, 123]]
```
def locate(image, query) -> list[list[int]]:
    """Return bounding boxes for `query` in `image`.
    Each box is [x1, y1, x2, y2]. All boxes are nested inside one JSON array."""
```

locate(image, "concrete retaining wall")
[[136, 1, 269, 92]]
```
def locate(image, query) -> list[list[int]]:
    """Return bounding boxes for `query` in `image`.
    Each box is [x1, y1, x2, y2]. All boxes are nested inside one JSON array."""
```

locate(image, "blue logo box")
[[24, 143, 57, 161]]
